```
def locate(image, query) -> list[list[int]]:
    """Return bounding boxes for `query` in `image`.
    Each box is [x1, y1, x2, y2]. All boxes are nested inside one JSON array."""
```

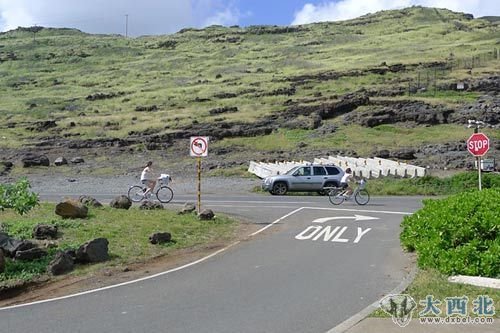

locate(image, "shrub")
[[400, 189, 500, 277], [0, 178, 39, 215]]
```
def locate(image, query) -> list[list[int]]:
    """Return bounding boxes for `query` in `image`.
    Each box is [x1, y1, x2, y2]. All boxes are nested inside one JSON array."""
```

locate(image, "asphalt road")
[[1, 186, 424, 333]]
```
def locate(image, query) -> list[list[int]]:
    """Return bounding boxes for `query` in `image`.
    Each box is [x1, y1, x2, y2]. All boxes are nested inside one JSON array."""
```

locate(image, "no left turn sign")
[[190, 136, 209, 157]]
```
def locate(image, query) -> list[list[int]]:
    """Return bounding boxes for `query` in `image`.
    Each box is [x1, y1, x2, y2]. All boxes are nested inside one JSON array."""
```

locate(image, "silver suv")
[[262, 164, 344, 195]]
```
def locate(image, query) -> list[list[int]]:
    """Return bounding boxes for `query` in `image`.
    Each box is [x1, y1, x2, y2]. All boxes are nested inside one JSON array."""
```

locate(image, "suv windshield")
[[285, 166, 300, 175]]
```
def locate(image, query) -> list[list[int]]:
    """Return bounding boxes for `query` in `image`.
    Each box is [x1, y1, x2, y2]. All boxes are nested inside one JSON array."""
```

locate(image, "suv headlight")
[[264, 178, 272, 185]]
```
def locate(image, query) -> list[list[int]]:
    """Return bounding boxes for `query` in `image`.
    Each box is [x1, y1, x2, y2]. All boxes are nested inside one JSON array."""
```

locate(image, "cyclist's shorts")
[[340, 182, 348, 189]]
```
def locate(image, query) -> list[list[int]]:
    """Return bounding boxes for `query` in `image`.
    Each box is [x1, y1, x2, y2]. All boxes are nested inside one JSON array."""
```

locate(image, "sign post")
[[197, 157, 201, 213], [467, 132, 490, 191], [190, 136, 209, 213]]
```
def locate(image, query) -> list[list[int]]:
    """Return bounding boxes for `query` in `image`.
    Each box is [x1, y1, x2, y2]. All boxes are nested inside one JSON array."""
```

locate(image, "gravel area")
[[23, 174, 262, 198]]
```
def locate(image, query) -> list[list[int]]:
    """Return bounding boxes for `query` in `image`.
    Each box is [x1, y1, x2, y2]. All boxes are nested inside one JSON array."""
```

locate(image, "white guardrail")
[[248, 156, 426, 179]]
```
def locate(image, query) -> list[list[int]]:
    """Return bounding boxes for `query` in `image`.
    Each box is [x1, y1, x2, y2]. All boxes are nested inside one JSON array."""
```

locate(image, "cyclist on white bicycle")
[[340, 168, 353, 196], [140, 161, 156, 197]]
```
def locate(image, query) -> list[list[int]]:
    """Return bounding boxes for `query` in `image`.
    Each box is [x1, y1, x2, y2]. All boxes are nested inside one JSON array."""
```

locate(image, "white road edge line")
[[0, 241, 239, 311], [208, 205, 303, 209], [0, 207, 305, 311], [302, 206, 412, 215], [325, 265, 419, 333]]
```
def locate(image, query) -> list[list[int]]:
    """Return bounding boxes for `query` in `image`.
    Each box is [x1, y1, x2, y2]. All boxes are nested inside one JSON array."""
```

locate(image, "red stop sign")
[[467, 133, 490, 156]]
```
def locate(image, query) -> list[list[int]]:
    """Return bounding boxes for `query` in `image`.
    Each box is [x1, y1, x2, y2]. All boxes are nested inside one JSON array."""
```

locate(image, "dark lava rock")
[[14, 247, 47, 261], [110, 195, 132, 210], [33, 224, 58, 240], [79, 195, 103, 208], [55, 200, 88, 219], [76, 238, 109, 263], [139, 201, 164, 210], [48, 251, 74, 275], [22, 154, 50, 167], [198, 209, 215, 220], [149, 232, 172, 244]]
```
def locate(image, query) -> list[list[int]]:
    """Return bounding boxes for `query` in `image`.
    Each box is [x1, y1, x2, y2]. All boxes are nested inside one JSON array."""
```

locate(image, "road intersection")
[[1, 191, 422, 333]]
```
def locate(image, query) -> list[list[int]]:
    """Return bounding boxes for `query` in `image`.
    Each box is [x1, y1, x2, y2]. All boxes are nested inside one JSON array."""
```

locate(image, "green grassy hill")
[[0, 6, 498, 173]]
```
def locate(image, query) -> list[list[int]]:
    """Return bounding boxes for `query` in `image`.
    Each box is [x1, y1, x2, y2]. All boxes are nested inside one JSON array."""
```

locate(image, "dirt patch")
[[0, 221, 260, 308]]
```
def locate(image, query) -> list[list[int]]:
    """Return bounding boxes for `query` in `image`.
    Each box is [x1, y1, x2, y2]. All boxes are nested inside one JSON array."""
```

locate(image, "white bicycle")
[[328, 179, 370, 205], [128, 174, 174, 203]]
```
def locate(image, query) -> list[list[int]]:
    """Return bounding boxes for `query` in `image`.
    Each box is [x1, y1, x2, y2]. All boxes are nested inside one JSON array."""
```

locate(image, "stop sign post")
[[467, 132, 490, 191]]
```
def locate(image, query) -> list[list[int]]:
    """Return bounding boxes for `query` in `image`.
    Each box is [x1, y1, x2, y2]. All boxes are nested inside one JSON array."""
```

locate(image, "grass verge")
[[0, 203, 237, 287], [367, 172, 500, 196]]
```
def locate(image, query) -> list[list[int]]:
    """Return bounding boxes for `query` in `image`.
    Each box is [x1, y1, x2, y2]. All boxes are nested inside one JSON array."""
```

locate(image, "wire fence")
[[407, 48, 499, 96]]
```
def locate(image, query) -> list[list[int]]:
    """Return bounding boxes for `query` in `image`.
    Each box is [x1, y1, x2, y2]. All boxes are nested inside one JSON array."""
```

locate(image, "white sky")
[[292, 0, 498, 25]]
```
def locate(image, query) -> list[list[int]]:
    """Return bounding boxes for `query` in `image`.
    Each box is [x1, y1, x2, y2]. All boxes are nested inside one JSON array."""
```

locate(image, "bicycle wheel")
[[328, 190, 345, 205], [355, 189, 370, 205], [128, 185, 145, 202], [156, 186, 174, 203]]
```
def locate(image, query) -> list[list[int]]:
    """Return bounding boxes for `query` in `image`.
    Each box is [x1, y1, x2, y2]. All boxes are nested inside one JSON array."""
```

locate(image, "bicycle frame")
[[328, 179, 369, 205], [128, 174, 174, 203]]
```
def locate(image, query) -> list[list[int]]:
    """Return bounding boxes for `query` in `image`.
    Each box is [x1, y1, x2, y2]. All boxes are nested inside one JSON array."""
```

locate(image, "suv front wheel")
[[271, 182, 288, 195]]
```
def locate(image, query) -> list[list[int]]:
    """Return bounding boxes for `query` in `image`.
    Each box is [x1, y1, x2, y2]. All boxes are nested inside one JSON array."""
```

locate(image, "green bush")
[[400, 189, 500, 277], [0, 178, 39, 215]]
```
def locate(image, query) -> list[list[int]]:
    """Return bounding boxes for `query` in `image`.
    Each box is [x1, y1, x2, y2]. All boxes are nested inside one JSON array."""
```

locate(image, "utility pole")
[[125, 14, 128, 38]]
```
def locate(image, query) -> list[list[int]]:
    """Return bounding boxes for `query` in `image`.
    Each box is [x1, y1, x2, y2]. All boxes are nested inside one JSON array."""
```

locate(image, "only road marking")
[[295, 226, 372, 243]]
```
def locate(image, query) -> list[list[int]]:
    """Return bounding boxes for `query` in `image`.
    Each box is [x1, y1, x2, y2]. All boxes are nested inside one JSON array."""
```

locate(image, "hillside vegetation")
[[0, 6, 498, 174]]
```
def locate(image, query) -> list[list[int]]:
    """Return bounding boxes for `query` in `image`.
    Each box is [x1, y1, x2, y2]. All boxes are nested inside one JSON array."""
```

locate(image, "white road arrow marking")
[[312, 215, 379, 223]]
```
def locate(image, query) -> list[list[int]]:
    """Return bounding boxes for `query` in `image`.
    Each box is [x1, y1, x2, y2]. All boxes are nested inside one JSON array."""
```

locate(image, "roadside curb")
[[326, 262, 419, 333]]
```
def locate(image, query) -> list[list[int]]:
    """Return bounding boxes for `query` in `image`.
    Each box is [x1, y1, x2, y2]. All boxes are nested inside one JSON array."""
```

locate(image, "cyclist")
[[140, 161, 156, 197], [340, 167, 353, 196]]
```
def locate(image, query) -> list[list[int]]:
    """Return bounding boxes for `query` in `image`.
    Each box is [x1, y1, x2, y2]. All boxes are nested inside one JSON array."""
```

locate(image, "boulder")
[[198, 209, 215, 220], [140, 201, 164, 210], [79, 195, 103, 208], [33, 224, 58, 240], [70, 157, 85, 164], [48, 251, 74, 275], [55, 200, 88, 219], [0, 232, 37, 257], [149, 232, 172, 244], [110, 195, 132, 210], [14, 247, 47, 261], [0, 249, 5, 273], [54, 157, 68, 166], [76, 238, 109, 263], [178, 202, 196, 215], [22, 154, 50, 167]]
